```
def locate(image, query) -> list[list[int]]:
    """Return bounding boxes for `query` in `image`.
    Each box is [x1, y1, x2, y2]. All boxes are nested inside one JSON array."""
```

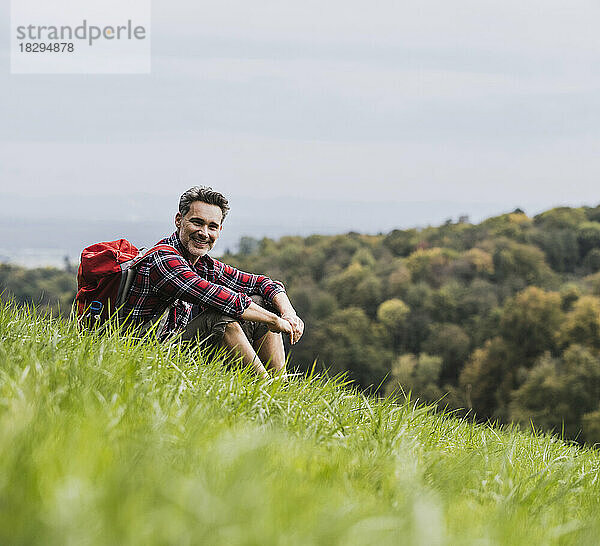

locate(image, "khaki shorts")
[[180, 295, 271, 346]]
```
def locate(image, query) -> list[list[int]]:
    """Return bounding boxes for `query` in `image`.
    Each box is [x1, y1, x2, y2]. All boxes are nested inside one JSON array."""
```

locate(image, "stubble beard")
[[188, 235, 213, 257]]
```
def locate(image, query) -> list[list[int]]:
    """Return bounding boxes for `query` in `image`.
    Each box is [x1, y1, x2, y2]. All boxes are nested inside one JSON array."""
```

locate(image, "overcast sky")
[[1, 0, 600, 226]]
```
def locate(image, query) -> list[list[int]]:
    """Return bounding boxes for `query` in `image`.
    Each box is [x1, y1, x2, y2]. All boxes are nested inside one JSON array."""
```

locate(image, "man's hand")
[[269, 315, 292, 337], [281, 312, 304, 344], [272, 293, 304, 344], [268, 315, 304, 344]]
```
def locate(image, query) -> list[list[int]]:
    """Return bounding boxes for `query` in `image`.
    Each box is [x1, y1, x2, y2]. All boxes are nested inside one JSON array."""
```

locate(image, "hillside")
[[1, 301, 600, 545], [5, 204, 600, 443]]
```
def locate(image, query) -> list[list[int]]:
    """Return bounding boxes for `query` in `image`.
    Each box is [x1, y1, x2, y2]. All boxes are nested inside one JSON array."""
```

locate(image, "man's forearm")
[[241, 302, 282, 328], [271, 292, 304, 344], [241, 301, 294, 340], [241, 295, 303, 344], [272, 292, 296, 317]]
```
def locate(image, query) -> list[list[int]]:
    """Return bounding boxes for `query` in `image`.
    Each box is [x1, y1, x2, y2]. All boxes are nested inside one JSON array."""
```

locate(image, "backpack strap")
[[132, 244, 179, 268], [116, 244, 180, 309]]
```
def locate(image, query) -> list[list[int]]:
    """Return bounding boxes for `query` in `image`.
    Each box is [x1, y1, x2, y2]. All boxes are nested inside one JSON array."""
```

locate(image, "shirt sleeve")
[[147, 249, 252, 318], [207, 257, 287, 305]]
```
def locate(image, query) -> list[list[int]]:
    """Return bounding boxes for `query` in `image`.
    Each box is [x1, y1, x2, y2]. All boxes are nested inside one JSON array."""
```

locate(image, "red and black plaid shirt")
[[122, 232, 285, 338]]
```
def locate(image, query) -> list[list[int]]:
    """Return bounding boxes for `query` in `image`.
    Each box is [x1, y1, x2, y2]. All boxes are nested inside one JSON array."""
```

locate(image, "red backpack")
[[76, 239, 178, 323]]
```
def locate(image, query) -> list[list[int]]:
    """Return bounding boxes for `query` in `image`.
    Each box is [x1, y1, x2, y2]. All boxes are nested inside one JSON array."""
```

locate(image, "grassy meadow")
[[1, 299, 600, 545]]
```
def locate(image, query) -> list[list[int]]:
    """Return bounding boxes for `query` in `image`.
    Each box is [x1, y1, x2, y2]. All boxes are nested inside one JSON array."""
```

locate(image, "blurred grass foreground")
[[1, 299, 600, 545]]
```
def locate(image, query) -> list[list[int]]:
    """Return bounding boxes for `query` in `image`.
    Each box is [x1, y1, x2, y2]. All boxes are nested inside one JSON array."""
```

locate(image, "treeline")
[[3, 205, 600, 442], [0, 263, 76, 315], [224, 206, 600, 444]]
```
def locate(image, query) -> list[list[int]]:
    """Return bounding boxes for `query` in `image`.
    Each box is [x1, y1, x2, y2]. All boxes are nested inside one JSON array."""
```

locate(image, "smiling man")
[[122, 186, 304, 378]]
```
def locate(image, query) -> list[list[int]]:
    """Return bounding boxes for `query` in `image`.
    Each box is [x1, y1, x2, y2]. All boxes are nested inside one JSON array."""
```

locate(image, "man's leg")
[[254, 330, 286, 375], [222, 321, 269, 378]]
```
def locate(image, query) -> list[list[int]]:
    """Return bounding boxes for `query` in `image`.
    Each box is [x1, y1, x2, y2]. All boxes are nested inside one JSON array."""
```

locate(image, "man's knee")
[[223, 320, 244, 339], [257, 329, 281, 343]]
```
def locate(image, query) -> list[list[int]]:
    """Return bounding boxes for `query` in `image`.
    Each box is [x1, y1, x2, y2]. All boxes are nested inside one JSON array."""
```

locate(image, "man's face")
[[175, 201, 223, 261]]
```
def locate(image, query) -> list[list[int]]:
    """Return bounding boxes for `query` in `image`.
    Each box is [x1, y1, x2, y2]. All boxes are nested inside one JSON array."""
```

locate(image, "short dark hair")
[[178, 186, 230, 222]]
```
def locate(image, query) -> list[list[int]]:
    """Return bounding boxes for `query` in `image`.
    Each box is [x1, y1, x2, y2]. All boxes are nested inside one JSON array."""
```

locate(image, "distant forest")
[[4, 205, 600, 443]]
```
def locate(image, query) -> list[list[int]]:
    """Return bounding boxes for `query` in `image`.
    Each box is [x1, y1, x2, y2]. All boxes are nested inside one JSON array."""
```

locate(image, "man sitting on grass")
[[122, 186, 304, 378]]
